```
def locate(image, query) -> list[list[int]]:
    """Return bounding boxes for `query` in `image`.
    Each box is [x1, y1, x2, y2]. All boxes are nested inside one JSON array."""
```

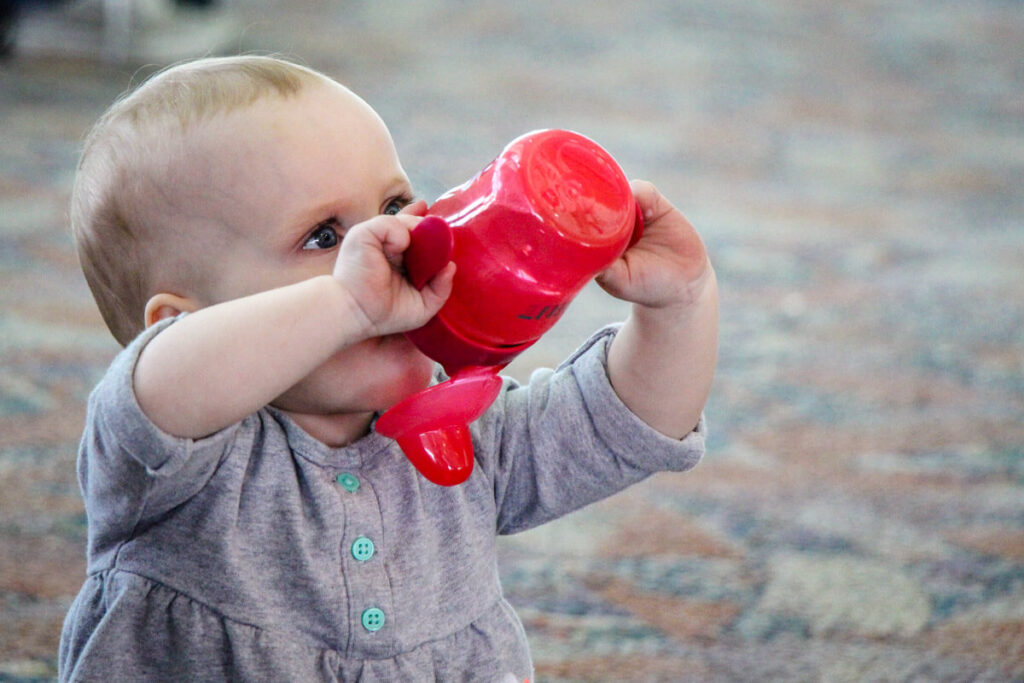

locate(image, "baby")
[[59, 56, 718, 681]]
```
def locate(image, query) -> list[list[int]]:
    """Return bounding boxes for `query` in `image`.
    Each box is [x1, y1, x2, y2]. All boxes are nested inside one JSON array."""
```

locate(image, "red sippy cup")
[[375, 129, 643, 486]]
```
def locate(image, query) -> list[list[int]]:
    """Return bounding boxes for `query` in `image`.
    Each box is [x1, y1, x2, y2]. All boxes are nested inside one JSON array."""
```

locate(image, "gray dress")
[[59, 320, 706, 681]]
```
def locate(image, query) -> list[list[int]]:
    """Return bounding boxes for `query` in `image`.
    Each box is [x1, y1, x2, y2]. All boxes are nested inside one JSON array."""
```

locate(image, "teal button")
[[361, 607, 385, 632], [351, 536, 375, 562], [336, 472, 360, 493]]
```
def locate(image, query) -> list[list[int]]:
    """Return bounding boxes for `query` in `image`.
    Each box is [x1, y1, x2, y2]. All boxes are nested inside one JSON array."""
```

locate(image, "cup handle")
[[405, 216, 454, 290], [628, 199, 645, 249]]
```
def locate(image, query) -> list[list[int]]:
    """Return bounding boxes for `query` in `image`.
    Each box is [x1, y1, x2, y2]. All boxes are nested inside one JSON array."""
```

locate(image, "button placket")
[[335, 472, 394, 652]]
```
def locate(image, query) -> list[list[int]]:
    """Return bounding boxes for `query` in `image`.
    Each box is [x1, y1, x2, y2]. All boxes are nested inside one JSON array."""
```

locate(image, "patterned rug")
[[1, 1, 1021, 680]]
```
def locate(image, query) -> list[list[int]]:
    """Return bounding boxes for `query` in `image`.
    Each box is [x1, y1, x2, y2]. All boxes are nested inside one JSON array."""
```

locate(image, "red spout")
[[376, 368, 502, 486]]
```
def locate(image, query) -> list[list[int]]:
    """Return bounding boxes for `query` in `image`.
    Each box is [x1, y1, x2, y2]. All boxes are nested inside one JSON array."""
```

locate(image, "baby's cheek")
[[396, 354, 436, 395]]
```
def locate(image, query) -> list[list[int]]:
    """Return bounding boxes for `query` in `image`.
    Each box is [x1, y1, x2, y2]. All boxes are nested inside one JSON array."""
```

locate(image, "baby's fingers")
[[631, 179, 674, 226], [399, 199, 429, 217], [595, 257, 631, 300], [372, 214, 422, 253]]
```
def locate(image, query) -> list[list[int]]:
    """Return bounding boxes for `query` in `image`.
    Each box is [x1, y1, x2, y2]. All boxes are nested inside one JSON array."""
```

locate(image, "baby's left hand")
[[596, 180, 712, 310]]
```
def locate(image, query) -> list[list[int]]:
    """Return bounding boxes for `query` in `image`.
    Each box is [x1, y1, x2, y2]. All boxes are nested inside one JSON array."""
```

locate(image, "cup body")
[[408, 129, 638, 372]]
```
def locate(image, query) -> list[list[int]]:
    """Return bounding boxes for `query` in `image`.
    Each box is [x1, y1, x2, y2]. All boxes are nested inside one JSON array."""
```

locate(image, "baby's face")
[[168, 81, 434, 418]]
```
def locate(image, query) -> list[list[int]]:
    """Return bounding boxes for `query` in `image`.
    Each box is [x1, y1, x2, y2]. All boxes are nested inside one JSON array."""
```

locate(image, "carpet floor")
[[1, 1, 1021, 680]]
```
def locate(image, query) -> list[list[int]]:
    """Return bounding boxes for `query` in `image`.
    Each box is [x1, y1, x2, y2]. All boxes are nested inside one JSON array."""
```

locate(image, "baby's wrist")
[[635, 264, 717, 318], [311, 275, 377, 346]]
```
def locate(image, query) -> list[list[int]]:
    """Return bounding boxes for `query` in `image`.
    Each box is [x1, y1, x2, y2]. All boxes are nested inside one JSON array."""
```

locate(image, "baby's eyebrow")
[[383, 173, 415, 194], [299, 201, 351, 227]]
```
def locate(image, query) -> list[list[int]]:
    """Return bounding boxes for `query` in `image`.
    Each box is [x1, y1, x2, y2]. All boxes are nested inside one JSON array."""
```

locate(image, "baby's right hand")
[[331, 212, 455, 339]]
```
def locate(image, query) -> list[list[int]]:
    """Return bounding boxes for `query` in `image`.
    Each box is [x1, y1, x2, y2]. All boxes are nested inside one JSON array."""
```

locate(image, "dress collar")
[[264, 407, 395, 470]]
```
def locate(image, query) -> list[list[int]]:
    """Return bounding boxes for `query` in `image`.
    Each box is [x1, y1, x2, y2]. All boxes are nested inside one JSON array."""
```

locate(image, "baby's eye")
[[302, 220, 341, 250], [382, 196, 411, 216]]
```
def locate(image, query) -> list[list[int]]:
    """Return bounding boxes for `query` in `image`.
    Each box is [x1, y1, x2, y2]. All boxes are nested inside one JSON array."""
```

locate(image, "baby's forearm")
[[606, 268, 718, 439], [134, 275, 364, 439]]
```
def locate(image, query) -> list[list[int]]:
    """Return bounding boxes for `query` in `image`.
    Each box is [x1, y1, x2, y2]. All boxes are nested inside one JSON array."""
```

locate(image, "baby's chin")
[[271, 343, 436, 417], [354, 337, 437, 408]]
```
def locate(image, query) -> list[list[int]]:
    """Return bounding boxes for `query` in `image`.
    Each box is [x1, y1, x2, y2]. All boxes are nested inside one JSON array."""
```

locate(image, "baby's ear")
[[144, 292, 201, 328]]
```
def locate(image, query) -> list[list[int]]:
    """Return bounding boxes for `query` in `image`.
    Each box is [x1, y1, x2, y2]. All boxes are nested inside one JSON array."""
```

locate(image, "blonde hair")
[[71, 55, 330, 345]]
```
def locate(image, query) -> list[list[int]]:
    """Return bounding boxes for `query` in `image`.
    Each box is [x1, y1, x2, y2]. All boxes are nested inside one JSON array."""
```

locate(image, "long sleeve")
[[472, 325, 706, 535]]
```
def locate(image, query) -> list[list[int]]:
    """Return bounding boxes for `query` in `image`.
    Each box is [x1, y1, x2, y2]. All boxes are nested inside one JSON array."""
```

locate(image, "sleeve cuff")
[[565, 324, 706, 473]]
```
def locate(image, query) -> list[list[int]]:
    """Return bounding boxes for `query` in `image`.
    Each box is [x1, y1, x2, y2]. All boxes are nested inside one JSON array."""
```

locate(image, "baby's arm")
[[599, 181, 718, 439], [133, 213, 454, 439]]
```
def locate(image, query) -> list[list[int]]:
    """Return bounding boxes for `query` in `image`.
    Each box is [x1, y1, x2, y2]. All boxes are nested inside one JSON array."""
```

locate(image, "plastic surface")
[[404, 215, 454, 289], [351, 536, 375, 561], [375, 368, 503, 486], [629, 199, 646, 249], [413, 129, 642, 368], [361, 608, 385, 632], [379, 129, 643, 486], [335, 472, 360, 492]]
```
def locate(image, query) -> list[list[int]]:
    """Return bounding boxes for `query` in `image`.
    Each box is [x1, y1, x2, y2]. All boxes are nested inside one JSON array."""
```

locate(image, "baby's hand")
[[596, 180, 712, 310], [332, 208, 455, 338]]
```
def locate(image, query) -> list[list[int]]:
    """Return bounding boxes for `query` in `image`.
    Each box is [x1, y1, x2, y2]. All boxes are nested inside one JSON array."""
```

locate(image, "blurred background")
[[1, 0, 1022, 680]]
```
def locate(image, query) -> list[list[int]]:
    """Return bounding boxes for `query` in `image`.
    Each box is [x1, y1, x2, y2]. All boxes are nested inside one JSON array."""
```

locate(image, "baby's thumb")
[[399, 199, 429, 217], [595, 257, 631, 299]]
